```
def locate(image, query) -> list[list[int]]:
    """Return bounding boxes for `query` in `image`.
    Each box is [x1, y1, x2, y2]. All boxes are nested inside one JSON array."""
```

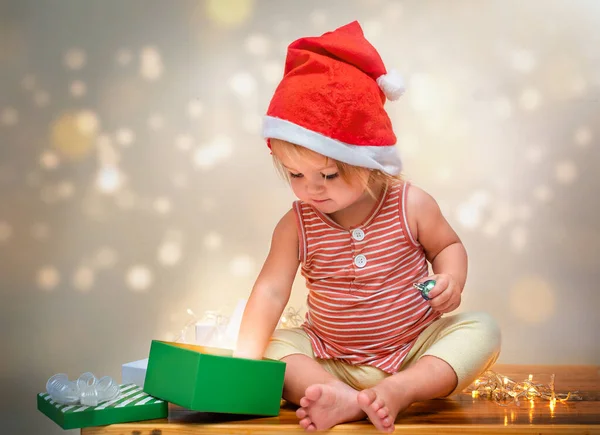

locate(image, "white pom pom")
[[376, 70, 405, 101]]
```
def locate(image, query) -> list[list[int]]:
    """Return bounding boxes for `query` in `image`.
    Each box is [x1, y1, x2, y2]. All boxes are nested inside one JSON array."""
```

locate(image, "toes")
[[296, 407, 307, 419], [357, 389, 377, 407], [299, 396, 312, 408], [304, 384, 323, 402], [299, 417, 312, 430], [371, 397, 386, 412], [377, 406, 389, 419]]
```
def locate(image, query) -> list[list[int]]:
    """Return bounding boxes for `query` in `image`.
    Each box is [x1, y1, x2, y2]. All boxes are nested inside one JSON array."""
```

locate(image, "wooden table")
[[82, 364, 600, 434]]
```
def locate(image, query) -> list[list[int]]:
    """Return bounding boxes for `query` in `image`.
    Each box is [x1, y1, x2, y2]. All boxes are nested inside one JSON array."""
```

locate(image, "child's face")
[[272, 140, 370, 214]]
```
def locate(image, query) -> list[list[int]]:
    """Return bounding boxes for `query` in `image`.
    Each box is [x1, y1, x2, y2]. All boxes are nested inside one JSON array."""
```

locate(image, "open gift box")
[[37, 383, 167, 429], [143, 340, 286, 416]]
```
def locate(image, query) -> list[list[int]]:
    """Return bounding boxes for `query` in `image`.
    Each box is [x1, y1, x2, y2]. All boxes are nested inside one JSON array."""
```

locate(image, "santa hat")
[[263, 21, 404, 175]]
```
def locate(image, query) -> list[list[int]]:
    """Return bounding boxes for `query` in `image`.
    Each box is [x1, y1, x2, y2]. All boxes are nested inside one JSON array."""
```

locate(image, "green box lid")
[[144, 340, 286, 416], [37, 383, 167, 430]]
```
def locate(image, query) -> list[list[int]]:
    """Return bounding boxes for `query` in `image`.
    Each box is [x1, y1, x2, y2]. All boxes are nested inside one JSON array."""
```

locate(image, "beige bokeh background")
[[1, 0, 599, 433]]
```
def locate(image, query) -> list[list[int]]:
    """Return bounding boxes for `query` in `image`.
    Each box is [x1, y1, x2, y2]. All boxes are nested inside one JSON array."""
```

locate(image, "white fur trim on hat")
[[376, 70, 405, 101], [263, 116, 402, 175]]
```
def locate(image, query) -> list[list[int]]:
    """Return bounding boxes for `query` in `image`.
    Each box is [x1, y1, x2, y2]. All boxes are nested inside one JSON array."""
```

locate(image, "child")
[[234, 21, 501, 433]]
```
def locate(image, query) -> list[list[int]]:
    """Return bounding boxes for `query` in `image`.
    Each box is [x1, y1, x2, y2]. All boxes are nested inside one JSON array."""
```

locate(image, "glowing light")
[[140, 46, 164, 80], [115, 189, 136, 209], [456, 202, 481, 229], [516, 204, 532, 221], [64, 48, 86, 70], [510, 276, 556, 324], [230, 255, 254, 277], [116, 48, 132, 66], [201, 197, 216, 211], [40, 185, 60, 204], [187, 100, 204, 118], [524, 146, 543, 163], [193, 135, 234, 170], [40, 151, 60, 170], [229, 72, 257, 97], [77, 110, 99, 135], [362, 20, 383, 41], [204, 232, 222, 249], [510, 49, 537, 73], [309, 9, 327, 27], [147, 114, 164, 131], [205, 0, 254, 27], [519, 88, 542, 111], [470, 190, 491, 208], [262, 60, 283, 84], [574, 126, 592, 147], [510, 226, 528, 252], [30, 222, 50, 240], [245, 34, 271, 56], [1, 107, 18, 126], [171, 173, 188, 189], [21, 74, 36, 91], [33, 90, 50, 107], [96, 166, 123, 194], [126, 265, 153, 292], [555, 160, 578, 184], [56, 181, 75, 199], [158, 241, 182, 266], [533, 185, 553, 202], [72, 266, 94, 292], [97, 135, 119, 166], [0, 221, 12, 243], [51, 112, 96, 160], [482, 221, 501, 238], [491, 201, 514, 225], [70, 80, 86, 97], [175, 134, 194, 151], [153, 197, 172, 215], [37, 266, 60, 291], [94, 247, 118, 269], [493, 96, 513, 118], [115, 128, 134, 147], [242, 113, 262, 134]]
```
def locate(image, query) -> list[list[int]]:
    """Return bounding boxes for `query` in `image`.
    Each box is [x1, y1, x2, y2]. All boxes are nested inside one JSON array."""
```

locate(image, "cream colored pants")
[[264, 311, 501, 395]]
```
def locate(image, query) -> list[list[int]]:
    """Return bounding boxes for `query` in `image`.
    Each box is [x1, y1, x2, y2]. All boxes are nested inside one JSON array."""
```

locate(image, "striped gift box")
[[37, 383, 168, 429]]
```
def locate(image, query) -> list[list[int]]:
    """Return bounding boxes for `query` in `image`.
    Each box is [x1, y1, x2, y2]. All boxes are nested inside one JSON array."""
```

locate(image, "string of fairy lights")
[[175, 306, 581, 413]]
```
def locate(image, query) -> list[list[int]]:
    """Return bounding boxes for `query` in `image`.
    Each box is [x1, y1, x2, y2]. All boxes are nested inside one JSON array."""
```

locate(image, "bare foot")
[[295, 381, 365, 431], [357, 383, 413, 433]]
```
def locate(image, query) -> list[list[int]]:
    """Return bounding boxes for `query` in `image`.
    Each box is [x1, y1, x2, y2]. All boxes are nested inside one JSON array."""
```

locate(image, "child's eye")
[[289, 172, 303, 178], [322, 173, 339, 180]]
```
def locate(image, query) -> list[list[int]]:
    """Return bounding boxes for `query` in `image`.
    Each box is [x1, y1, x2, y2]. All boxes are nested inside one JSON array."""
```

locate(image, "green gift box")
[[143, 340, 286, 416], [37, 383, 167, 429]]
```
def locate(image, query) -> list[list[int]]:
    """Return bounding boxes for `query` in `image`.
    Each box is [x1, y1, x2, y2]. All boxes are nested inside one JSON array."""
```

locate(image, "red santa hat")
[[263, 21, 405, 175]]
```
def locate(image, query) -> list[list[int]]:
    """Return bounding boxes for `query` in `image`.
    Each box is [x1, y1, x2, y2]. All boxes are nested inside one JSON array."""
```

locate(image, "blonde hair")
[[269, 139, 402, 198]]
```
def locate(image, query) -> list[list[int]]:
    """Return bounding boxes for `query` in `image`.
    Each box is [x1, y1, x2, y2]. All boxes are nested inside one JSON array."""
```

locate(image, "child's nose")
[[306, 179, 325, 194]]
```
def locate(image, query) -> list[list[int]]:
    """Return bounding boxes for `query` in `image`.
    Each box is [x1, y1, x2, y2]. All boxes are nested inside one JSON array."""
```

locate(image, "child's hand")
[[419, 274, 461, 314]]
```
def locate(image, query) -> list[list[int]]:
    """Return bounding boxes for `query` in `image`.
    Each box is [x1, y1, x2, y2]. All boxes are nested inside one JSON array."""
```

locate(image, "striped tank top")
[[293, 181, 441, 373]]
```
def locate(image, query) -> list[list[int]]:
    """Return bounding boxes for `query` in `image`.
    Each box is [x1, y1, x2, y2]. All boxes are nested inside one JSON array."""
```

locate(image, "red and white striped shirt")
[[293, 181, 440, 374]]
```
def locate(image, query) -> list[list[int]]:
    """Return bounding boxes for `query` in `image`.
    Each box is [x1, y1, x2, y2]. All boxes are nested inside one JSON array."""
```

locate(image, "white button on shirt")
[[354, 254, 367, 268], [351, 228, 365, 241]]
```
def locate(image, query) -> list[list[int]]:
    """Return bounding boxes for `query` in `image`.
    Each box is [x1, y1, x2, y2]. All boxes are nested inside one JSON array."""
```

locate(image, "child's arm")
[[407, 184, 467, 313], [233, 209, 300, 359]]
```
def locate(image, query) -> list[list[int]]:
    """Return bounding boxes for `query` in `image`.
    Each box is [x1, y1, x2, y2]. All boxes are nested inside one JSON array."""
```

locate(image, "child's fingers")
[[424, 275, 448, 299]]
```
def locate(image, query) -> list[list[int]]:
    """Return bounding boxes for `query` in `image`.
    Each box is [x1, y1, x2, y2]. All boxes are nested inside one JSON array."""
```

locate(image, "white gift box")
[[121, 299, 247, 387], [194, 299, 246, 349], [121, 358, 148, 389]]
